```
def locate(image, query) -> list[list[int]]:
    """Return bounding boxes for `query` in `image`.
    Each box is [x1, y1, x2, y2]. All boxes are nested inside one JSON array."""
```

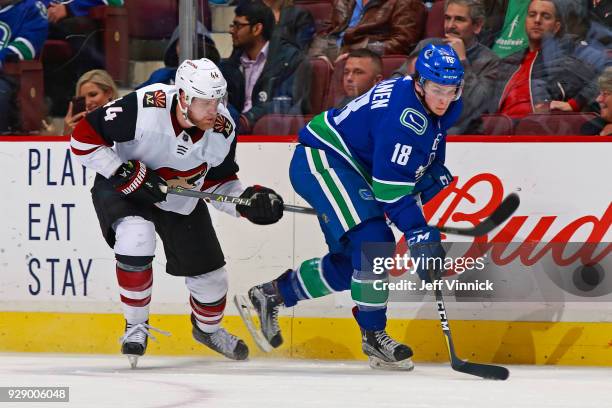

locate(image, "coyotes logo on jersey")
[[214, 114, 234, 139], [156, 163, 209, 189], [143, 90, 167, 108]]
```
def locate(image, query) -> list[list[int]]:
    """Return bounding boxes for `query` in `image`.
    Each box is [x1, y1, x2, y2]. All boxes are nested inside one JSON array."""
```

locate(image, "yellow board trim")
[[1, 312, 611, 365]]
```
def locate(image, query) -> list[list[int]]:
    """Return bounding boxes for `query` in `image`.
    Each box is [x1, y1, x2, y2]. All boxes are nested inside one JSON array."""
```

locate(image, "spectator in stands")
[[0, 0, 48, 133], [137, 22, 221, 89], [308, 0, 426, 64], [394, 0, 499, 134], [220, 1, 309, 134], [42, 0, 123, 23], [581, 67, 612, 136], [262, 0, 315, 51], [41, 0, 124, 116], [494, 0, 598, 120], [63, 69, 118, 135], [491, 0, 529, 58], [336, 48, 382, 108], [550, 0, 610, 74]]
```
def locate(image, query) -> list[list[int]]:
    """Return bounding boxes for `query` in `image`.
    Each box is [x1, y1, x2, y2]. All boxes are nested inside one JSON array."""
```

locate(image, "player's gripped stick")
[[160, 185, 318, 215], [162, 186, 521, 235]]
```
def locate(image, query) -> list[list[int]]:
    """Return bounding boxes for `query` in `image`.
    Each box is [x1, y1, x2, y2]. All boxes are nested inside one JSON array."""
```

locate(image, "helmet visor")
[[423, 81, 463, 102], [187, 97, 222, 123]]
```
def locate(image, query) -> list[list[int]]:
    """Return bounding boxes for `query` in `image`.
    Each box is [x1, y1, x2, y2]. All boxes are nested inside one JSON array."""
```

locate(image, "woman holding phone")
[[63, 69, 119, 135]]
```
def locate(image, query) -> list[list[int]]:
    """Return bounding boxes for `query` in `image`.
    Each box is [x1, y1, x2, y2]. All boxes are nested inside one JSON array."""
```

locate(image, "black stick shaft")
[[431, 272, 510, 380], [163, 186, 317, 215]]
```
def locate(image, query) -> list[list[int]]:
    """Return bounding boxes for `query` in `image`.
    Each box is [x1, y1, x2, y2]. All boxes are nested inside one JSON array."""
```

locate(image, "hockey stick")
[[160, 186, 317, 215], [436, 193, 520, 237], [162, 186, 519, 235], [431, 277, 510, 380], [426, 194, 518, 379]]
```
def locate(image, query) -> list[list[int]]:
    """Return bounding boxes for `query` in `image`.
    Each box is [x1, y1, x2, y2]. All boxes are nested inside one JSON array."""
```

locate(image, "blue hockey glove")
[[406, 227, 445, 282], [414, 160, 453, 204]]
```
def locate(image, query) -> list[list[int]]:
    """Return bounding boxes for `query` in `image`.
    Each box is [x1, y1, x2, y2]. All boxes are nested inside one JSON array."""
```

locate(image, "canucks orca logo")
[[36, 1, 48, 19], [399, 108, 428, 135], [359, 189, 374, 200], [0, 22, 10, 50]]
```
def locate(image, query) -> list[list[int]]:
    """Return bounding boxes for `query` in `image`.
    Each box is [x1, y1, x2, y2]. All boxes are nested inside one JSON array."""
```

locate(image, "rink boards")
[[0, 135, 611, 365]]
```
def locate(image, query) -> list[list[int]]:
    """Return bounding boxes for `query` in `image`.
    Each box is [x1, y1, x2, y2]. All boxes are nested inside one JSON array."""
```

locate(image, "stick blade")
[[488, 192, 521, 227], [453, 360, 510, 380], [440, 193, 521, 237]]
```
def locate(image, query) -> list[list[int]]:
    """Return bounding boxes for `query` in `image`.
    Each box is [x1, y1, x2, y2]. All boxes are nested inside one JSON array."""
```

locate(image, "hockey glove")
[[406, 226, 446, 283], [414, 160, 453, 204], [110, 160, 167, 205], [236, 185, 284, 225]]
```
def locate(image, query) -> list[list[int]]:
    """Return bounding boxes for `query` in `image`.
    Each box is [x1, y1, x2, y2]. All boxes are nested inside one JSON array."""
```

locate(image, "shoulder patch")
[[143, 90, 167, 108], [213, 115, 234, 139]]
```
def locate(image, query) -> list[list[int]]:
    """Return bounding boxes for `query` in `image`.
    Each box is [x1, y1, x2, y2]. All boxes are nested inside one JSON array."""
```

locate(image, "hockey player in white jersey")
[[71, 58, 284, 368]]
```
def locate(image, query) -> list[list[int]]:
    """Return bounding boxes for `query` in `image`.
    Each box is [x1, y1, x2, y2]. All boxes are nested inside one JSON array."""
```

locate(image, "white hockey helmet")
[[175, 58, 227, 122]]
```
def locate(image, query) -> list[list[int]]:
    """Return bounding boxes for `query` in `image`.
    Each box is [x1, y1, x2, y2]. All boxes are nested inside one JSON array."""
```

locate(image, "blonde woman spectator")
[[581, 67, 612, 136], [63, 69, 118, 135]]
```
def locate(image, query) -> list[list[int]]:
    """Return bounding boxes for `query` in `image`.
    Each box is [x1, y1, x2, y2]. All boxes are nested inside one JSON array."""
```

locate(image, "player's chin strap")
[[179, 98, 197, 127]]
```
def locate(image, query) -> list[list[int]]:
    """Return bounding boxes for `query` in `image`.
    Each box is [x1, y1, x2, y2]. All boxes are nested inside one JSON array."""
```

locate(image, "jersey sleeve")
[[371, 128, 429, 234], [0, 2, 48, 63], [70, 92, 139, 178]]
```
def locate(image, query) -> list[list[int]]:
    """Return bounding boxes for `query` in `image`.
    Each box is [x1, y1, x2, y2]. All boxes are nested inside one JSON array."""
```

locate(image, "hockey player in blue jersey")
[[0, 0, 48, 65], [236, 44, 464, 370]]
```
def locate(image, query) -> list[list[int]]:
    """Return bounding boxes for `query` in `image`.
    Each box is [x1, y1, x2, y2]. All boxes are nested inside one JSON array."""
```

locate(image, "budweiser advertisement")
[[0, 139, 610, 319]]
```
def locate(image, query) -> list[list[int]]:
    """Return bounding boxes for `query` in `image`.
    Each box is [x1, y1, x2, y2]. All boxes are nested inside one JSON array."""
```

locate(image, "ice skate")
[[361, 328, 414, 371], [191, 314, 249, 360], [120, 320, 170, 369], [234, 279, 284, 352]]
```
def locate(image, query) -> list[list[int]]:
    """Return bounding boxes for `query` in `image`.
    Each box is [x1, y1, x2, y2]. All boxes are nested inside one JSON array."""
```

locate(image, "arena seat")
[[295, 1, 333, 33], [480, 114, 515, 135], [126, 0, 177, 39], [381, 55, 407, 79], [425, 0, 445, 39], [125, 0, 177, 60], [41, 6, 129, 85], [308, 57, 333, 114], [89, 6, 129, 85], [252, 114, 314, 135], [514, 113, 597, 135], [326, 57, 346, 109], [3, 61, 45, 133]]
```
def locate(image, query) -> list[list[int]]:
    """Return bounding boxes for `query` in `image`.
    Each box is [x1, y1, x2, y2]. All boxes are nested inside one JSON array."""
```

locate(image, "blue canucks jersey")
[[0, 0, 48, 64], [298, 76, 462, 234]]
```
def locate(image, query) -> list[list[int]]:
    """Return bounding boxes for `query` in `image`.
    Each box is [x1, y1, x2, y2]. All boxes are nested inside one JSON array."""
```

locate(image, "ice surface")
[[0, 353, 609, 408]]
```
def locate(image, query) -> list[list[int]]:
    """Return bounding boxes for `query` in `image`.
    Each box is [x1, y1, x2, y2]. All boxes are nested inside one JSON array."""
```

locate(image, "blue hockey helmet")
[[415, 43, 464, 87]]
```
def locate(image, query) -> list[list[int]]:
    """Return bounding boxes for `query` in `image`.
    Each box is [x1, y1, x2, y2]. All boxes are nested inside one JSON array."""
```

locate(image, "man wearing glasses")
[[220, 1, 309, 133]]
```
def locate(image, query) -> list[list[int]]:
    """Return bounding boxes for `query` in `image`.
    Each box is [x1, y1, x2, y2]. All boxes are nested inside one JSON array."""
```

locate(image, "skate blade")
[[368, 356, 415, 371], [126, 354, 139, 369], [233, 294, 273, 352]]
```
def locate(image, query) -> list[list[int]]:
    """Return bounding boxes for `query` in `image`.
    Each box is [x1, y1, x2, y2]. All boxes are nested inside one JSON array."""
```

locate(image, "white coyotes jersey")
[[70, 83, 237, 215]]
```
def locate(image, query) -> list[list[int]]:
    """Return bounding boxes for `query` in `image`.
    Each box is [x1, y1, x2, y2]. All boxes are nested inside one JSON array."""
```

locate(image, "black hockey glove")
[[110, 160, 167, 205], [236, 185, 284, 225]]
